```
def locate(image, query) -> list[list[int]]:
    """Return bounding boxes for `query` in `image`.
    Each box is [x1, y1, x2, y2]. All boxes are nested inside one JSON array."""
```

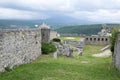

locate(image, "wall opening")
[[90, 38, 92, 41], [98, 38, 100, 41], [102, 38, 104, 41]]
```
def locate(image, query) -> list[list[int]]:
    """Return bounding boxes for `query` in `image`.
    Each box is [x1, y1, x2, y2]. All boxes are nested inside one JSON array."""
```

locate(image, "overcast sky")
[[0, 0, 120, 23]]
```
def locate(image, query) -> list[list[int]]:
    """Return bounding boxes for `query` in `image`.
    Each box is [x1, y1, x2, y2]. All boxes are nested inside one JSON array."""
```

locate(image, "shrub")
[[110, 27, 119, 53], [5, 66, 12, 72], [52, 38, 61, 43], [41, 42, 57, 54]]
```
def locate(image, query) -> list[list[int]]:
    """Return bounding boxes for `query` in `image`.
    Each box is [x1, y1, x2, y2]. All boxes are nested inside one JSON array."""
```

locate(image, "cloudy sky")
[[0, 0, 120, 23]]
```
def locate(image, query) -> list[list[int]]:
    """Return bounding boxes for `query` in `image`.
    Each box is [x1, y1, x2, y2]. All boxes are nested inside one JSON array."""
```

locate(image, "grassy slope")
[[0, 45, 120, 80], [55, 24, 102, 35], [55, 24, 120, 35]]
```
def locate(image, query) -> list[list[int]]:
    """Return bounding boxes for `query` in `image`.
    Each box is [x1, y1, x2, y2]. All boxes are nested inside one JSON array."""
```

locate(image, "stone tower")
[[40, 23, 50, 43]]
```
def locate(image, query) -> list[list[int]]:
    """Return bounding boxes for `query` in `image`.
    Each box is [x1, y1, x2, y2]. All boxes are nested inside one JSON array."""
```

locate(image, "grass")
[[60, 37, 81, 41], [0, 45, 120, 80]]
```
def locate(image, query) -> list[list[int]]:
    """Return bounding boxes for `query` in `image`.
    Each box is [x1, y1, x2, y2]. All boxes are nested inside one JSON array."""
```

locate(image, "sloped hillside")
[[55, 24, 119, 35]]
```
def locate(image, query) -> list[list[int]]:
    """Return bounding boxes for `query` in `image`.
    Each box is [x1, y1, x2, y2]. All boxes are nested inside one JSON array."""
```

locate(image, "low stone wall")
[[113, 33, 120, 71], [84, 36, 110, 45], [63, 38, 85, 56], [63, 40, 80, 47], [63, 38, 85, 48], [0, 29, 41, 72]]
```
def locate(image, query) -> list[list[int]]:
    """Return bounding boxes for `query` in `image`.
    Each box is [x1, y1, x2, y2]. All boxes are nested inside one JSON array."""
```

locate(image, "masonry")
[[84, 35, 110, 45], [0, 29, 41, 72], [113, 32, 120, 71]]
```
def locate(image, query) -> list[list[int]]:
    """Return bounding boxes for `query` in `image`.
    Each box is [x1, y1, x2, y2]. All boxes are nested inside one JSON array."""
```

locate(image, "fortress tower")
[[40, 23, 50, 43]]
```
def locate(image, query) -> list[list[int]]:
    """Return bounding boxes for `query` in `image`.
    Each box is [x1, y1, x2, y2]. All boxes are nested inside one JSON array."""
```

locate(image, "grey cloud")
[[0, 0, 120, 23]]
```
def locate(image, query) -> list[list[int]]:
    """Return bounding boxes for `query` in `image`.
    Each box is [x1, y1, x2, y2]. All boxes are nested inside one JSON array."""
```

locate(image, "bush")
[[5, 66, 12, 72], [41, 42, 57, 54], [110, 27, 119, 53], [52, 38, 61, 42]]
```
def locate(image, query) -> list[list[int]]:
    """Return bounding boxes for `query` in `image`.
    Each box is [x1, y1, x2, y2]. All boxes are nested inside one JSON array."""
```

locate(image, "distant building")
[[98, 24, 112, 36]]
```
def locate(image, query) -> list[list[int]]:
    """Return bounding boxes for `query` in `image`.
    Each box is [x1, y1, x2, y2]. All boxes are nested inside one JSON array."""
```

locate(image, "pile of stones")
[[52, 42, 73, 59], [52, 38, 85, 59]]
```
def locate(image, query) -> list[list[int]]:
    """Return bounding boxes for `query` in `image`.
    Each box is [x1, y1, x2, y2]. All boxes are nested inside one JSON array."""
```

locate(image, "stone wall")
[[63, 40, 80, 47], [113, 32, 120, 71], [52, 42, 73, 57], [63, 38, 85, 56], [84, 36, 110, 45], [50, 31, 58, 40], [0, 29, 41, 72]]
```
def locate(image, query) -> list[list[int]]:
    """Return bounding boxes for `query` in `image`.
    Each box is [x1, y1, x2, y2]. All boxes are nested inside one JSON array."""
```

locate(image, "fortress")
[[0, 23, 120, 72], [0, 23, 58, 72]]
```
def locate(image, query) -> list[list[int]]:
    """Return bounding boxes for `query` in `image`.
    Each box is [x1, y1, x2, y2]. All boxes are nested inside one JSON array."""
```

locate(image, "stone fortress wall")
[[84, 25, 112, 45], [113, 32, 120, 71], [0, 23, 116, 72], [0, 23, 59, 72], [0, 29, 41, 72], [84, 36, 110, 45]]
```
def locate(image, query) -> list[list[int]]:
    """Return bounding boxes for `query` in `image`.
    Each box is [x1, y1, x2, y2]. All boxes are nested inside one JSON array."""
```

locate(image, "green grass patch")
[[0, 45, 120, 80], [60, 37, 81, 41]]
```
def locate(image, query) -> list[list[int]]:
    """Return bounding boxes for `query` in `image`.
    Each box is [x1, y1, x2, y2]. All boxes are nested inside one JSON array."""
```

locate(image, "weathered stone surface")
[[113, 33, 120, 71], [63, 38, 85, 56], [40, 23, 50, 43], [53, 51, 58, 59], [84, 36, 109, 45], [78, 48, 83, 56], [0, 29, 41, 72], [50, 31, 59, 40], [63, 40, 80, 47], [52, 42, 73, 57]]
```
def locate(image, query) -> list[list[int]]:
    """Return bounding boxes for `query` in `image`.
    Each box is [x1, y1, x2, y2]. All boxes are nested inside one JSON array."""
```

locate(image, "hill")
[[0, 20, 69, 29], [55, 24, 120, 35]]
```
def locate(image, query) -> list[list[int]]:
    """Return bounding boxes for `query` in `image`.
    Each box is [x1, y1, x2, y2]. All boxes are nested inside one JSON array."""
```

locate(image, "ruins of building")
[[84, 35, 110, 45], [84, 25, 112, 45], [98, 24, 112, 36], [0, 23, 59, 72]]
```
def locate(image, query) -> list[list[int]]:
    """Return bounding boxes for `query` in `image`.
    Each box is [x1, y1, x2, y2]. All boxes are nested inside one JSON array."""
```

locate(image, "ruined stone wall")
[[50, 31, 58, 40], [63, 38, 85, 48], [63, 40, 81, 47], [0, 29, 41, 72], [84, 36, 110, 45], [113, 33, 120, 71]]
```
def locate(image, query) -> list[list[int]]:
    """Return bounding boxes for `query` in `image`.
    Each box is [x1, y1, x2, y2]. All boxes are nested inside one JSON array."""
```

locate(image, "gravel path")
[[65, 37, 75, 39], [93, 49, 111, 57]]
